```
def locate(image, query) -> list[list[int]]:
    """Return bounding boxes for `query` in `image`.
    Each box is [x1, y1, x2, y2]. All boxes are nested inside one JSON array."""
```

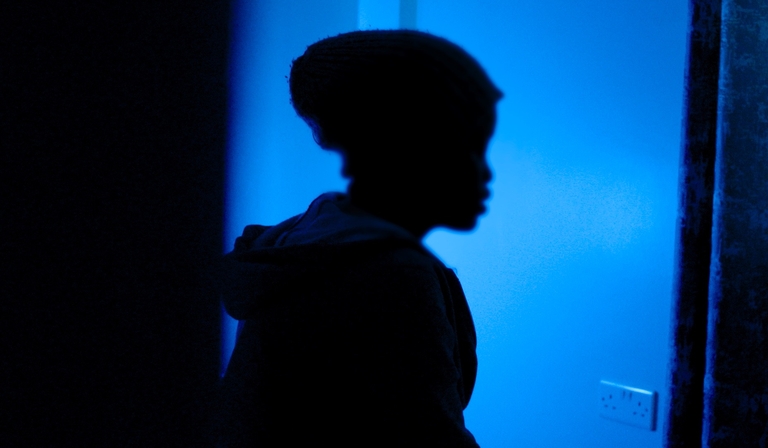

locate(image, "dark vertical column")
[[665, 0, 721, 447], [1, 1, 230, 446], [703, 0, 768, 446]]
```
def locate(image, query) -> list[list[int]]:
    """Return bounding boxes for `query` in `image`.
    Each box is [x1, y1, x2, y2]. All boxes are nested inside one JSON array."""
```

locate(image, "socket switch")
[[598, 380, 657, 430]]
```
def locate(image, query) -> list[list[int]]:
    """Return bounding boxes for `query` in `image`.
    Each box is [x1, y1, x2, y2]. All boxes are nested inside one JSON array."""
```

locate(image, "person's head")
[[289, 29, 502, 235]]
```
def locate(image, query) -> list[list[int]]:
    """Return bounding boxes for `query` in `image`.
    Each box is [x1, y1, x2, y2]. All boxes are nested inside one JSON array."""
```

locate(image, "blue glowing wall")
[[223, 0, 355, 369], [226, 1, 687, 446]]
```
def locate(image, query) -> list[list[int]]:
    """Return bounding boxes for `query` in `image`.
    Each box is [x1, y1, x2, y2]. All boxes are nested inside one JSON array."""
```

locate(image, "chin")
[[434, 200, 487, 232], [443, 214, 480, 232]]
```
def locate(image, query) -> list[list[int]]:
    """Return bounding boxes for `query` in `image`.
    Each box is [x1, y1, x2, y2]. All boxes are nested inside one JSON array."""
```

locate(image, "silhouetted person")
[[217, 30, 501, 447]]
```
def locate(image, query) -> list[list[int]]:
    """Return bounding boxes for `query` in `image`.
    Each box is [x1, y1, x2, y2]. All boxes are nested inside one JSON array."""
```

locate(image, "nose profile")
[[477, 155, 492, 184], [483, 162, 493, 183]]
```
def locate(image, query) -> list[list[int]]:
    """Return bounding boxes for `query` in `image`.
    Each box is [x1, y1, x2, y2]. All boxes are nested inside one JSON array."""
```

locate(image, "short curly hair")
[[289, 30, 501, 175]]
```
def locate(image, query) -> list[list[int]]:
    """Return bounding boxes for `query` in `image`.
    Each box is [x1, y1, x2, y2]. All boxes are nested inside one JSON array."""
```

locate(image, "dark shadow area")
[[1, 1, 230, 445]]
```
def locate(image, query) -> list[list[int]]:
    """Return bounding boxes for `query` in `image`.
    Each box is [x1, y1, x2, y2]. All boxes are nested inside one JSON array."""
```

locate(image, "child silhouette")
[[218, 30, 501, 447]]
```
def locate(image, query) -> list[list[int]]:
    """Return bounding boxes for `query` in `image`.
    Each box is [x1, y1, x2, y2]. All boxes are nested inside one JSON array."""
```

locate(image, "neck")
[[347, 180, 433, 240]]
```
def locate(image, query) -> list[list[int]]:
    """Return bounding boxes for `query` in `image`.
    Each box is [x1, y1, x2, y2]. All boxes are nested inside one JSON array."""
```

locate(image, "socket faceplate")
[[598, 380, 657, 430]]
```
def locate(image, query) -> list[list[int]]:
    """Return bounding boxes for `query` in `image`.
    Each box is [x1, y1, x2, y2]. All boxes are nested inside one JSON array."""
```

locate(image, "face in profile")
[[411, 104, 497, 232]]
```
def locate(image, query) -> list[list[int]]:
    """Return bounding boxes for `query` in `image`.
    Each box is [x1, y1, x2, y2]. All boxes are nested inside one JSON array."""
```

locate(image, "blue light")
[[221, 0, 354, 375], [224, 1, 687, 445]]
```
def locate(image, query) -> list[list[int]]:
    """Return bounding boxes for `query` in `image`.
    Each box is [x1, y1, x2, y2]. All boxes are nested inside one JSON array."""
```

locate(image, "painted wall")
[[225, 1, 688, 446], [223, 0, 355, 366], [417, 1, 687, 447]]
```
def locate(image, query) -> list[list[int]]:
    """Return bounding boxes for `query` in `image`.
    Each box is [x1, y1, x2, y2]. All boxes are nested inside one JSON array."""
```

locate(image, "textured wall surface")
[[704, 0, 768, 446], [665, 0, 721, 447]]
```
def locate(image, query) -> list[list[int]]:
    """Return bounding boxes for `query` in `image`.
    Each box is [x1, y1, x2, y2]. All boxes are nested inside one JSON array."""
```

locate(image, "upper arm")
[[334, 257, 478, 446]]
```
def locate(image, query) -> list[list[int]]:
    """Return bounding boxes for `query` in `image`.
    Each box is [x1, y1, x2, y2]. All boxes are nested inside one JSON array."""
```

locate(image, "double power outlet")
[[598, 380, 657, 430]]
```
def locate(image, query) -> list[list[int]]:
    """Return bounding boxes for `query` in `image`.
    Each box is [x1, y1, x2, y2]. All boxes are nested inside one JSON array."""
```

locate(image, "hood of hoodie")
[[221, 192, 425, 320], [249, 192, 417, 248]]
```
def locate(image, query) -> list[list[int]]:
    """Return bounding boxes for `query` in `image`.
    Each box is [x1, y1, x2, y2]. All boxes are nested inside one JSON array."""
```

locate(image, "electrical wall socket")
[[598, 380, 657, 430]]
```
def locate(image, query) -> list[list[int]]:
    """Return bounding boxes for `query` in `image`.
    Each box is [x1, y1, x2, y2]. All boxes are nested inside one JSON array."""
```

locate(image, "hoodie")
[[217, 192, 479, 447]]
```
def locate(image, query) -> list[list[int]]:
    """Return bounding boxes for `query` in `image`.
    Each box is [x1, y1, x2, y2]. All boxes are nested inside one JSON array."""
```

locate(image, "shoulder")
[[342, 238, 444, 271], [248, 237, 446, 280], [329, 239, 450, 289]]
